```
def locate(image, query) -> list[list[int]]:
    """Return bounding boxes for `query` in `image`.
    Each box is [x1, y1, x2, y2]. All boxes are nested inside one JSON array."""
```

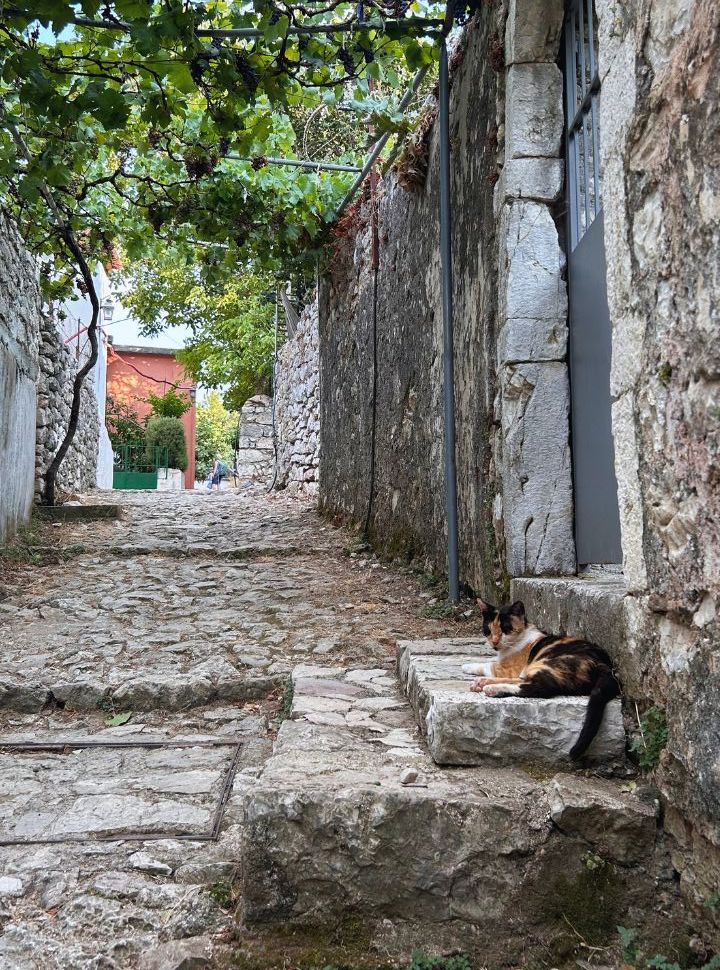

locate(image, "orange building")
[[107, 343, 197, 488]]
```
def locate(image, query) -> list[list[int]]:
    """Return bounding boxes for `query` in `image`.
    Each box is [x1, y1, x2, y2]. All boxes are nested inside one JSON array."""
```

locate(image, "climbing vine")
[[0, 1, 446, 501]]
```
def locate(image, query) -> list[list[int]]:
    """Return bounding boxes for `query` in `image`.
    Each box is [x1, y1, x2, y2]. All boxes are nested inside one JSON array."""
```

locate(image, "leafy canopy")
[[0, 1, 442, 302], [120, 252, 275, 408], [195, 391, 239, 477]]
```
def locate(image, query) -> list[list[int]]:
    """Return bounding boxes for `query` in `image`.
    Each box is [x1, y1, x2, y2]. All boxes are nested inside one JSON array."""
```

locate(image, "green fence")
[[113, 443, 169, 490]]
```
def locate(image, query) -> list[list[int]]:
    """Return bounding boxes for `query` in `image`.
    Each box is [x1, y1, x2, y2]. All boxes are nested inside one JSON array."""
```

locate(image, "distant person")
[[207, 456, 222, 491]]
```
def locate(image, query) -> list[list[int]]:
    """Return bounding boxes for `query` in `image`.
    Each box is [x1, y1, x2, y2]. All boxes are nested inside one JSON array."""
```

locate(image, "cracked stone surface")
[[237, 665, 662, 967], [0, 488, 486, 969], [396, 639, 627, 768]]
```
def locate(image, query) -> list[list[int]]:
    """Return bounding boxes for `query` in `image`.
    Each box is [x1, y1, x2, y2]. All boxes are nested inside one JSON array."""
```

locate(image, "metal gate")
[[564, 0, 622, 565], [113, 443, 169, 489]]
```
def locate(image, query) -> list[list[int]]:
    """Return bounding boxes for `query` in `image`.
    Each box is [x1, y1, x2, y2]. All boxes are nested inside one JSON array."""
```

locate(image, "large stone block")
[[495, 157, 564, 208], [500, 201, 567, 323], [399, 646, 626, 769], [505, 0, 564, 65], [500, 361, 575, 575], [497, 316, 567, 364], [505, 64, 563, 159], [426, 689, 625, 768], [549, 774, 658, 865]]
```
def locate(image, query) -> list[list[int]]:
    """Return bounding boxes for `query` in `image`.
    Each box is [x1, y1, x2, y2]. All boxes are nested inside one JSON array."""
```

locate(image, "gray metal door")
[[564, 0, 622, 564]]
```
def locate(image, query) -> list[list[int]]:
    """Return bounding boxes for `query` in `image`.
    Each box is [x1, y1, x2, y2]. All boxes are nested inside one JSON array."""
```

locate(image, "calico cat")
[[463, 600, 620, 759]]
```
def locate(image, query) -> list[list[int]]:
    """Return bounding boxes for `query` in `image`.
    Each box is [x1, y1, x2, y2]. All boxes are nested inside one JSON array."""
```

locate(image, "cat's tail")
[[570, 671, 620, 759]]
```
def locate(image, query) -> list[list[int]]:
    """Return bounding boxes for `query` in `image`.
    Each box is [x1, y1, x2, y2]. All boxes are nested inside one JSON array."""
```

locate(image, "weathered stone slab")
[[400, 648, 625, 768], [426, 689, 625, 768], [238, 664, 655, 960], [505, 64, 563, 159], [35, 504, 121, 521], [496, 157, 564, 207], [505, 0, 564, 64], [549, 774, 657, 864]]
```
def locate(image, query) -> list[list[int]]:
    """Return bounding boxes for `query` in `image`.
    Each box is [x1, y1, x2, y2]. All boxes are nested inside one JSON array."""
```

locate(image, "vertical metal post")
[[439, 38, 459, 603]]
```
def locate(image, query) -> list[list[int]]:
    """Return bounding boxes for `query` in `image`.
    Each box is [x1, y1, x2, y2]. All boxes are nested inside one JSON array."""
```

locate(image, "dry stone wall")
[[0, 213, 41, 542], [274, 301, 320, 495], [319, 15, 503, 595], [235, 394, 274, 483], [595, 0, 720, 925], [35, 313, 99, 501]]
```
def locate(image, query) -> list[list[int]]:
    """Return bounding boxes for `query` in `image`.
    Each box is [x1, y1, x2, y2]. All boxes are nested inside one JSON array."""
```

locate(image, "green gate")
[[113, 443, 169, 489]]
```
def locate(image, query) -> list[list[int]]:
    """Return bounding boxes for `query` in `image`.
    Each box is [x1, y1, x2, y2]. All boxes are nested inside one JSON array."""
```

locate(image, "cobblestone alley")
[[0, 489, 481, 969]]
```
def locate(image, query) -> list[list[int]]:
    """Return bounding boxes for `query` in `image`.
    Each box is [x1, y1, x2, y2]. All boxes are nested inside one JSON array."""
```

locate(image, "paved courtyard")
[[0, 488, 481, 969]]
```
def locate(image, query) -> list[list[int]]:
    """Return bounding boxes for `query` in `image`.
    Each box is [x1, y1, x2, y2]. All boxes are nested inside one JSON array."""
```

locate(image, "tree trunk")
[[42, 232, 100, 507]]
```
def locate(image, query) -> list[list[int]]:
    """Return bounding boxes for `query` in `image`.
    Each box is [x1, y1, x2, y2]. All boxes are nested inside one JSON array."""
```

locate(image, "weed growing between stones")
[[539, 851, 624, 960], [0, 513, 86, 583], [209, 881, 235, 910], [279, 677, 295, 722], [631, 705, 669, 771], [618, 926, 719, 970]]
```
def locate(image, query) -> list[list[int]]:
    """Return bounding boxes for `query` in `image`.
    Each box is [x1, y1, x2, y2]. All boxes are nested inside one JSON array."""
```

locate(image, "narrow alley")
[[0, 489, 482, 969]]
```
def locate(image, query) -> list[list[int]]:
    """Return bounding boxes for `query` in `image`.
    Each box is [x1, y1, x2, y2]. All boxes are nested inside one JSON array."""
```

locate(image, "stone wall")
[[596, 0, 720, 926], [235, 394, 274, 483], [35, 313, 100, 501], [274, 301, 320, 495], [0, 213, 41, 543], [319, 15, 503, 594]]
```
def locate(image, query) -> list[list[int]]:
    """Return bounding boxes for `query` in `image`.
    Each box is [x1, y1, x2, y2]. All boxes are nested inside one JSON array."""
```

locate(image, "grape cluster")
[[218, 137, 230, 156], [271, 211, 286, 231], [269, 8, 282, 25], [235, 52, 259, 93], [251, 155, 268, 171], [454, 0, 482, 26], [189, 53, 210, 83], [337, 46, 355, 74], [183, 150, 219, 180], [148, 128, 163, 148]]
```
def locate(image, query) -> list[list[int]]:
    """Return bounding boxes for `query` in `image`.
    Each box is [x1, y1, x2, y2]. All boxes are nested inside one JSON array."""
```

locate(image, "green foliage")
[[208, 881, 234, 910], [145, 415, 188, 471], [147, 387, 192, 418], [279, 677, 294, 723], [0, 1, 444, 308], [106, 394, 144, 448], [631, 705, 669, 771], [195, 391, 238, 479], [122, 255, 275, 408], [620, 926, 640, 965], [617, 927, 719, 970]]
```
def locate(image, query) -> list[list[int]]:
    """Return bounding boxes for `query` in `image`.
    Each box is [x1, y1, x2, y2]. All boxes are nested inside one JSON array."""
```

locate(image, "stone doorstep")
[[237, 663, 657, 954], [396, 639, 626, 769]]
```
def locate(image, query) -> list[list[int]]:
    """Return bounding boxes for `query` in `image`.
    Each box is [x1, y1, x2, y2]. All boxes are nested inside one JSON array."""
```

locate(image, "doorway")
[[563, 0, 622, 565]]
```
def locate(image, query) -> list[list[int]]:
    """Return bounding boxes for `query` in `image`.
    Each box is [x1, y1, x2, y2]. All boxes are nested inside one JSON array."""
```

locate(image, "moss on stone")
[[540, 855, 625, 949]]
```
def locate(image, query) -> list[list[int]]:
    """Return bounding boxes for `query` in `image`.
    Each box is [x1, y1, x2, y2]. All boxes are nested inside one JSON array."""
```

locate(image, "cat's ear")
[[508, 600, 526, 617]]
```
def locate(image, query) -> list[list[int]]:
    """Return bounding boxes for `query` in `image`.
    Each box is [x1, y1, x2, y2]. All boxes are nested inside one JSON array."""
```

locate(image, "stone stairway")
[[397, 637, 627, 770], [236, 649, 663, 965]]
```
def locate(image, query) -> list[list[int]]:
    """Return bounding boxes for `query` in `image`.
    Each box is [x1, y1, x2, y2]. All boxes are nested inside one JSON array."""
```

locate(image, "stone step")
[[236, 663, 658, 964], [397, 638, 626, 769]]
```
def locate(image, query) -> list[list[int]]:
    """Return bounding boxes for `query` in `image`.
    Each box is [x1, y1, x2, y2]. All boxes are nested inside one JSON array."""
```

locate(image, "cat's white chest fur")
[[462, 659, 495, 676]]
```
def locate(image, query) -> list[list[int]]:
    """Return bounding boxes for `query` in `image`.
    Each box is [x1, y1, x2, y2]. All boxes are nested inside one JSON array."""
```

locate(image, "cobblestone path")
[[0, 489, 480, 969]]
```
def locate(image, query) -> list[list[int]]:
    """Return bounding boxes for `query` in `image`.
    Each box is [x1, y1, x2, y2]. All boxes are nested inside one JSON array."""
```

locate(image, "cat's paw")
[[470, 677, 494, 692], [483, 683, 521, 697], [471, 677, 494, 690]]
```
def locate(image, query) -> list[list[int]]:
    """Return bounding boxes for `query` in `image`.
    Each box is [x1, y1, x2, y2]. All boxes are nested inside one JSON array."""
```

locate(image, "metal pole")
[[439, 38, 459, 603], [334, 65, 428, 220], [226, 155, 361, 173]]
